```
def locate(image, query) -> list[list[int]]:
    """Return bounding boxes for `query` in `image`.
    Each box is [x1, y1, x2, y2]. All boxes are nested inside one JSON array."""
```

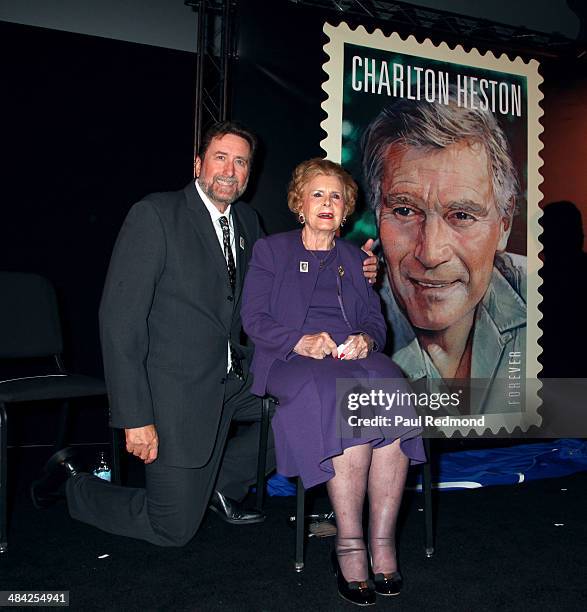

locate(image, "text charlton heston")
[[351, 56, 522, 117]]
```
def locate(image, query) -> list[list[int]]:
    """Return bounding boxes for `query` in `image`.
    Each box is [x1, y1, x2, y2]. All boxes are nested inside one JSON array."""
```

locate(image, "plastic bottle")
[[92, 451, 112, 482]]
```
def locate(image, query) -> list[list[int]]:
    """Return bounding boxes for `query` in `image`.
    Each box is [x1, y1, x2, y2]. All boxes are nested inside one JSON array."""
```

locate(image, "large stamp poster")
[[322, 23, 543, 435]]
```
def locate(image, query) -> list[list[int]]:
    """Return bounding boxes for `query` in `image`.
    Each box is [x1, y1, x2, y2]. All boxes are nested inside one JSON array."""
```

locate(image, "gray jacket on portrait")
[[380, 252, 526, 415]]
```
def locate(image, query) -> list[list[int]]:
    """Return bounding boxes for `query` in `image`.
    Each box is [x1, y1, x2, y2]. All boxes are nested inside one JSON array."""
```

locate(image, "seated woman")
[[241, 159, 424, 606]]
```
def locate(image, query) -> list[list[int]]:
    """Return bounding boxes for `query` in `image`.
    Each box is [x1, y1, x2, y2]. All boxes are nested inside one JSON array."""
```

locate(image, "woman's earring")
[[298, 212, 305, 225], [341, 217, 346, 227]]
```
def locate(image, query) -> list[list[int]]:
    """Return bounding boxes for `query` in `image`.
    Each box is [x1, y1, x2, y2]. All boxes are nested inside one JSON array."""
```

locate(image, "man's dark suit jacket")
[[99, 182, 262, 468]]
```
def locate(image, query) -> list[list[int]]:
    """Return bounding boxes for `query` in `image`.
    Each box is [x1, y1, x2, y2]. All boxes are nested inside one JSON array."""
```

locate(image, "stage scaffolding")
[[185, 0, 238, 153], [185, 0, 584, 152]]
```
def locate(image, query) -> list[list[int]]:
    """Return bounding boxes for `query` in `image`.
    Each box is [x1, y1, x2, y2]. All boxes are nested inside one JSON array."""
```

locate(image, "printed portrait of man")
[[361, 93, 526, 414]]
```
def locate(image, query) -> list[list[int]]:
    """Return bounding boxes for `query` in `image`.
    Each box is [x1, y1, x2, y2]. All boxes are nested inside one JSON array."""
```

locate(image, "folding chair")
[[256, 396, 434, 572], [0, 272, 120, 553]]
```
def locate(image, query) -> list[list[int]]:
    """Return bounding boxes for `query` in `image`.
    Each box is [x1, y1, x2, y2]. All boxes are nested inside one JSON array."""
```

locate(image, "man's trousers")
[[65, 374, 274, 546]]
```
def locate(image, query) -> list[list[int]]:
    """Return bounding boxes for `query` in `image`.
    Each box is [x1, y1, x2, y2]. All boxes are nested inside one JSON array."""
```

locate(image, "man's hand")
[[294, 332, 338, 359], [361, 239, 378, 284], [125, 424, 159, 464], [339, 334, 373, 360]]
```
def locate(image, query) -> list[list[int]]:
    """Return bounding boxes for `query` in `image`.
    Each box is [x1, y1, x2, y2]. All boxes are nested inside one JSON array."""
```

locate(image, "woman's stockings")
[[367, 439, 409, 574], [327, 444, 372, 582]]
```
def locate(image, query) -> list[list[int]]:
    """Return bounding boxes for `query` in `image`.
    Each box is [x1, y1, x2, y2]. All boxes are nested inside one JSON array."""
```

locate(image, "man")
[[33, 121, 378, 546], [362, 97, 526, 414]]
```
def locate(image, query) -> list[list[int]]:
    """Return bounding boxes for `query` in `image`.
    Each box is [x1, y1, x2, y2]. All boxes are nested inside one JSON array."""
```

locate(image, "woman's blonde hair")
[[287, 158, 358, 218]]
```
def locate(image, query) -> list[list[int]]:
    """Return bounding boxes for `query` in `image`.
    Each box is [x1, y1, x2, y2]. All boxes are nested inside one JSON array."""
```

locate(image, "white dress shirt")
[[195, 179, 236, 374]]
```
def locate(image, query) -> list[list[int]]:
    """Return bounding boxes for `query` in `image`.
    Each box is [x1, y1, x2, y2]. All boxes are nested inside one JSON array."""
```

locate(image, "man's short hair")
[[361, 94, 519, 219], [197, 121, 258, 161]]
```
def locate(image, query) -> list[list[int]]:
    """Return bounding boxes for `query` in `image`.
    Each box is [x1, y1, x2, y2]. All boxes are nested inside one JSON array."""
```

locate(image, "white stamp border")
[[321, 22, 544, 436]]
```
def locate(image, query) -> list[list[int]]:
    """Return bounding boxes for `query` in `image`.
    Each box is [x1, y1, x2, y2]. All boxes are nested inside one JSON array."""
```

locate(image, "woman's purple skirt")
[[267, 352, 425, 489]]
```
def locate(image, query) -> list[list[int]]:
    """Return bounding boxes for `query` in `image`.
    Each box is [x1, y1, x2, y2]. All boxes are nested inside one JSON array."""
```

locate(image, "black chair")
[[0, 272, 121, 553], [255, 395, 272, 512], [257, 396, 434, 572]]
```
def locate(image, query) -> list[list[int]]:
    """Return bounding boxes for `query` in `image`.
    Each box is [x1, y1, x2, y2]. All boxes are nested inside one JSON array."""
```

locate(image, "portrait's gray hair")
[[361, 93, 519, 220]]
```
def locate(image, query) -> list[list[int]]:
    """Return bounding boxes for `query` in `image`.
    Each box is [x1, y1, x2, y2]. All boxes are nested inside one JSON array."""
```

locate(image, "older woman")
[[241, 159, 424, 606]]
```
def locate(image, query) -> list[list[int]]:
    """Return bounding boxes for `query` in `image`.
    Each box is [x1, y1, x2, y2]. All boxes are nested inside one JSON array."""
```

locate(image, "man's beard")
[[200, 175, 246, 206]]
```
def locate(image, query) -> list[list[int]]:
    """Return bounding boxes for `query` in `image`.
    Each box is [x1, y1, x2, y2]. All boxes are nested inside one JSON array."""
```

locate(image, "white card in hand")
[[337, 342, 350, 359]]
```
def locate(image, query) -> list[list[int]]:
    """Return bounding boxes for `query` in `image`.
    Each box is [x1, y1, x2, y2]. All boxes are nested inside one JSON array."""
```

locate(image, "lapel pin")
[[300, 261, 309, 273], [239, 236, 245, 250], [338, 265, 345, 277]]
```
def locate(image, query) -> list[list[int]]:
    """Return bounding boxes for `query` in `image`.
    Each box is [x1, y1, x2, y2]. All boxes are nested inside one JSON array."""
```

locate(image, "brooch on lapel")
[[300, 261, 309, 273], [338, 265, 345, 277], [239, 236, 245, 250]]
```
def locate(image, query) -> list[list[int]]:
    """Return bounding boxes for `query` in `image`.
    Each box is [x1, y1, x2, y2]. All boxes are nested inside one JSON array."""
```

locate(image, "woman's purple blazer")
[[241, 230, 387, 396]]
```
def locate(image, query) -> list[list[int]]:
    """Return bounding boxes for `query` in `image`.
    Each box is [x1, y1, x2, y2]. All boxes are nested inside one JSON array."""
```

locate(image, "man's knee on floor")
[[150, 513, 200, 547], [149, 500, 202, 547]]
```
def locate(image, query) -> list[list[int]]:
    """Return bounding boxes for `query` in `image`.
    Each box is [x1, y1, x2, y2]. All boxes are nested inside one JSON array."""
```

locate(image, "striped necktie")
[[219, 216, 236, 294], [218, 215, 243, 379]]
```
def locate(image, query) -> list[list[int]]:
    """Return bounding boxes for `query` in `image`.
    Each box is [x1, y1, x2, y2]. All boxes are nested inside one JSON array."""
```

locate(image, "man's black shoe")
[[30, 447, 84, 510], [209, 491, 265, 525]]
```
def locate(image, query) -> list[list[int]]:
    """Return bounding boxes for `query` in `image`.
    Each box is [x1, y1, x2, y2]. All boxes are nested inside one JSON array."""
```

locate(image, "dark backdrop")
[[231, 1, 328, 234], [1, 20, 195, 444], [2, 1, 584, 445]]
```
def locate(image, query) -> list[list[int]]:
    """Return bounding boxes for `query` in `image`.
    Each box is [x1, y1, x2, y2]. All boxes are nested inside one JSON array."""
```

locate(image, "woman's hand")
[[339, 334, 374, 360], [294, 332, 338, 359]]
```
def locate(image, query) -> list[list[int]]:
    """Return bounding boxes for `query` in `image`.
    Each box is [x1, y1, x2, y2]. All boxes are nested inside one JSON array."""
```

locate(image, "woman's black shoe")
[[331, 552, 376, 606], [372, 571, 402, 596]]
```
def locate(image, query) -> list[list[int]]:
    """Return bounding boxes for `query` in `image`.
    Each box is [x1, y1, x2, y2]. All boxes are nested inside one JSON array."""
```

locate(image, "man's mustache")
[[214, 175, 238, 185]]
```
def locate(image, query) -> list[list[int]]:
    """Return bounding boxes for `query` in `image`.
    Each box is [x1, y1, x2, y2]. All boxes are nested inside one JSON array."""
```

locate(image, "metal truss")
[[288, 0, 580, 59], [185, 0, 238, 152], [183, 0, 582, 152]]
